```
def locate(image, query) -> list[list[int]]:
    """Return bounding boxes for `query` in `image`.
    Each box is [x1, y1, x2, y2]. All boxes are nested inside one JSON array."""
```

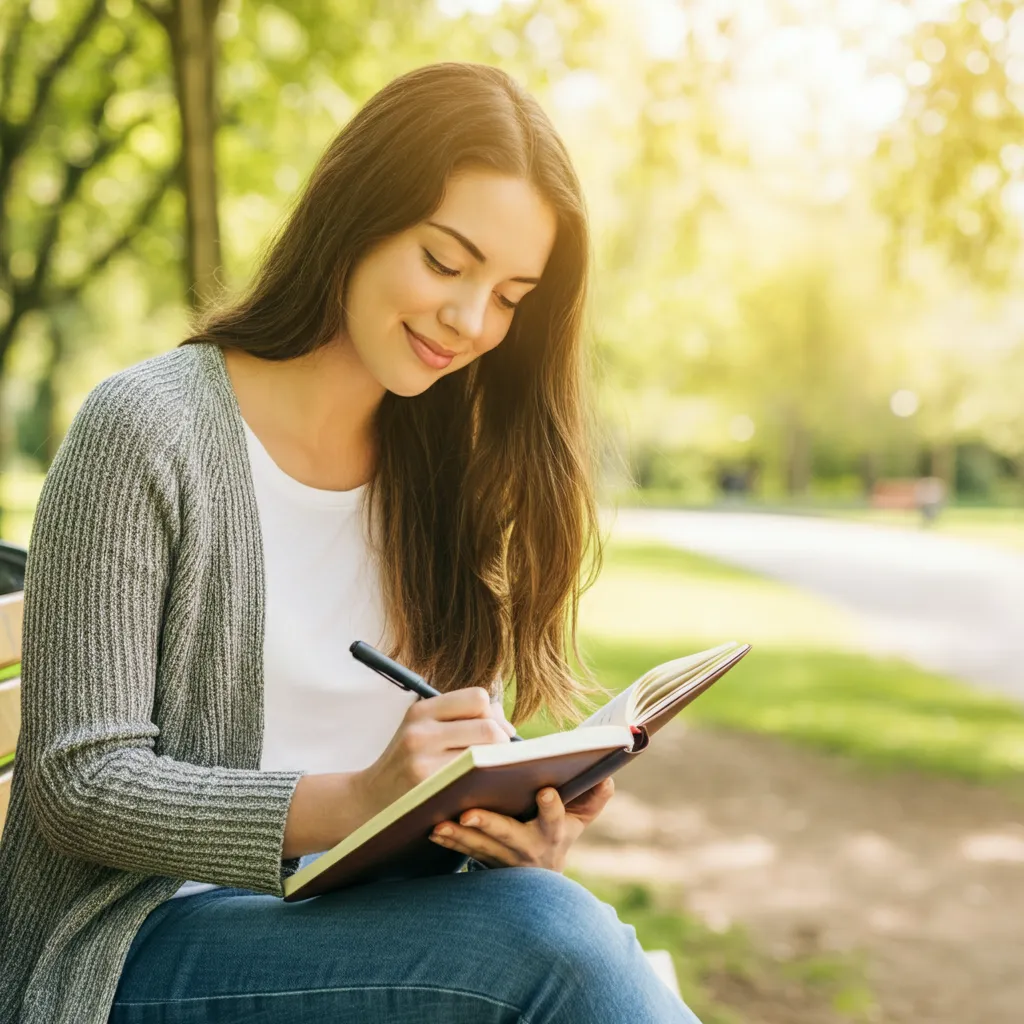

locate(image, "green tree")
[[0, 0, 177, 356], [0, 0, 179, 524], [876, 1, 1024, 285], [731, 260, 871, 496]]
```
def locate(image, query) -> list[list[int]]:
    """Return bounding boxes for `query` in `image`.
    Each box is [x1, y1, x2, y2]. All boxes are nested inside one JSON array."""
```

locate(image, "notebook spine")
[[550, 728, 649, 808]]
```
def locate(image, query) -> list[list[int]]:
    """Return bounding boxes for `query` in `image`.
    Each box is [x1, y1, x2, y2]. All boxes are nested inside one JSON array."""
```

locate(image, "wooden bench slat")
[[0, 592, 22, 672], [0, 769, 11, 839], [0, 591, 23, 838], [0, 677, 20, 760]]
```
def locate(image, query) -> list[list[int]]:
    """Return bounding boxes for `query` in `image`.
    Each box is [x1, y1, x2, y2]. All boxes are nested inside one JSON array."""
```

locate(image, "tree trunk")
[[171, 0, 222, 309], [859, 450, 879, 498], [785, 418, 811, 497]]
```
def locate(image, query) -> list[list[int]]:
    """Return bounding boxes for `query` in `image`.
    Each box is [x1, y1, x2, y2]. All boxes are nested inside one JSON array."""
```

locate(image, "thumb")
[[566, 777, 615, 825], [536, 787, 566, 841]]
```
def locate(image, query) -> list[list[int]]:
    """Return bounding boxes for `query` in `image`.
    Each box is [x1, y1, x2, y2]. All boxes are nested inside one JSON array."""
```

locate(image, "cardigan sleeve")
[[20, 376, 305, 897]]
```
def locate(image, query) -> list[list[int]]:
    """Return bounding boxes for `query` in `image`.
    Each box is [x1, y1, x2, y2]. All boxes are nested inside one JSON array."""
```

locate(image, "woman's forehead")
[[427, 171, 557, 279]]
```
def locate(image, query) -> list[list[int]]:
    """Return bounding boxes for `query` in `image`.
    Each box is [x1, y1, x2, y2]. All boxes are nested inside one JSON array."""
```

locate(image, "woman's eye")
[[423, 248, 518, 311], [422, 249, 458, 277]]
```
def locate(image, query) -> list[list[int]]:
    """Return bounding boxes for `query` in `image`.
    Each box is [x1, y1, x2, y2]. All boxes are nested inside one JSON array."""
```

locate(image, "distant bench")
[[870, 477, 946, 519]]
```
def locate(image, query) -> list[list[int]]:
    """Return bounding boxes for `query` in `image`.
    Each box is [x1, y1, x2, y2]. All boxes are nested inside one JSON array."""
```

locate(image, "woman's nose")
[[442, 287, 489, 342]]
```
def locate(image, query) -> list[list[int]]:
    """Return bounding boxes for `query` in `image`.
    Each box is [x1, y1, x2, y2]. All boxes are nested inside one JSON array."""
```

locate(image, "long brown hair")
[[182, 62, 601, 724]]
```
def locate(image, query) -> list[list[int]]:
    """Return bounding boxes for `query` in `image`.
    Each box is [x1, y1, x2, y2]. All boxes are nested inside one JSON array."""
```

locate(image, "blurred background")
[[2, 0, 1024, 1021]]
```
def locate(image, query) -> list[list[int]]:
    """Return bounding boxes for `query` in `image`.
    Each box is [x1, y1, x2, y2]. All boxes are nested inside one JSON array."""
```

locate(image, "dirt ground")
[[569, 723, 1024, 1024]]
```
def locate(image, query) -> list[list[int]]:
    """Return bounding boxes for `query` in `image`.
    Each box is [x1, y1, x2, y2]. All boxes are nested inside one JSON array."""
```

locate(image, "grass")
[[584, 636, 1024, 782], [577, 876, 877, 1024], [581, 542, 868, 653], [521, 538, 1024, 783]]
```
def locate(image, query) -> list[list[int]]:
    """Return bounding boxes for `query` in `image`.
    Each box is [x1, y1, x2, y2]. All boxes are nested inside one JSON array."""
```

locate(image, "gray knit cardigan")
[[0, 342, 308, 1024]]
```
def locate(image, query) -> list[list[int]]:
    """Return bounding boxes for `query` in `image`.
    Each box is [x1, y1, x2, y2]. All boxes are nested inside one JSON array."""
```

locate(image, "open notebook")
[[283, 640, 750, 901]]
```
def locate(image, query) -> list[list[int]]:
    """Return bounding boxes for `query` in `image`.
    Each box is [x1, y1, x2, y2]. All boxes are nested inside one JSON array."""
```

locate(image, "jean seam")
[[115, 983, 525, 1015]]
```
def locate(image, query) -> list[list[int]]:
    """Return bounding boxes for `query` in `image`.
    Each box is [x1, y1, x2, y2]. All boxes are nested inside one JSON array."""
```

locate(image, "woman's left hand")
[[428, 776, 616, 871]]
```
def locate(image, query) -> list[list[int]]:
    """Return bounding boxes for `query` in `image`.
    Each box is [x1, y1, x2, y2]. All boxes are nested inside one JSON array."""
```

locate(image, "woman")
[[0, 63, 702, 1023]]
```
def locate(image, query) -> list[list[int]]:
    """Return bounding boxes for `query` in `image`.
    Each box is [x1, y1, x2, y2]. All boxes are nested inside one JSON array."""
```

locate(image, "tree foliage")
[[0, 0, 178, 355], [876, 1, 1024, 285], [0, 0, 1020, 506]]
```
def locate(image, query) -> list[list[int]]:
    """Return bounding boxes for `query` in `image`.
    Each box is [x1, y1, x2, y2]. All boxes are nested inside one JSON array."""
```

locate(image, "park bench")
[[870, 476, 946, 521], [0, 539, 27, 838], [0, 591, 21, 836]]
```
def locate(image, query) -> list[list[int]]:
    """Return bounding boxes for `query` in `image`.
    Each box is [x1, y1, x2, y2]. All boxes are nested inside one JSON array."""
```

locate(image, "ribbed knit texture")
[[0, 342, 306, 1024]]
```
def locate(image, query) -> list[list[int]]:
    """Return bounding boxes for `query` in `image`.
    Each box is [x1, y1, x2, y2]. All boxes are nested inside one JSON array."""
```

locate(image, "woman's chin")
[[382, 366, 441, 398], [381, 351, 461, 397]]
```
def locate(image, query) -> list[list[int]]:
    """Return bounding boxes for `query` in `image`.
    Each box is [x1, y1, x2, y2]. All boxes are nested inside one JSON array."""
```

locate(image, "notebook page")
[[633, 643, 739, 717], [577, 683, 638, 729], [636, 645, 742, 725], [578, 643, 738, 729]]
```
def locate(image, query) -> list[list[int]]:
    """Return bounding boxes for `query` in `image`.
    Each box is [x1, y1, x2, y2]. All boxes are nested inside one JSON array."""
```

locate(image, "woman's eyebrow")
[[426, 221, 541, 284]]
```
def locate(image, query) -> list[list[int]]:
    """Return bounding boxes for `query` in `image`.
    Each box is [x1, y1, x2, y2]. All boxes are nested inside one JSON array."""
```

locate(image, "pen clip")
[[376, 667, 413, 692]]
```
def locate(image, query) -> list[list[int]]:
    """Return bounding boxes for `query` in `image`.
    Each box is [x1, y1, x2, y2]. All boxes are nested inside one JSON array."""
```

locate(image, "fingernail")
[[462, 816, 479, 828], [539, 790, 555, 804], [430, 835, 448, 845], [436, 825, 453, 837]]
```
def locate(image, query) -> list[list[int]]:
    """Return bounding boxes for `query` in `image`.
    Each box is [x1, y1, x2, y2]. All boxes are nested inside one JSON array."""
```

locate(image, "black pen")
[[350, 640, 523, 741]]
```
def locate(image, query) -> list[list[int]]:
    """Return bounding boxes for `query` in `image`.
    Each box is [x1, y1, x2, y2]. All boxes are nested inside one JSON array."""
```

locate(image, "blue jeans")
[[110, 863, 703, 1023]]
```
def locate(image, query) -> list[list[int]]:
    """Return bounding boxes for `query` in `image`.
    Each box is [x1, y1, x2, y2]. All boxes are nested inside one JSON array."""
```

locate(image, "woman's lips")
[[404, 323, 454, 369]]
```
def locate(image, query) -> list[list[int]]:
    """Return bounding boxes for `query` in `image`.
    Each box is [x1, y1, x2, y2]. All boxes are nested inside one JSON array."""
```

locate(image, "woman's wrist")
[[282, 770, 377, 860]]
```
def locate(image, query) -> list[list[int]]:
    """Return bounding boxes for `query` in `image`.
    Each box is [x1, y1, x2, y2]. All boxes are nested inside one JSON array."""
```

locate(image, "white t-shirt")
[[172, 419, 416, 899]]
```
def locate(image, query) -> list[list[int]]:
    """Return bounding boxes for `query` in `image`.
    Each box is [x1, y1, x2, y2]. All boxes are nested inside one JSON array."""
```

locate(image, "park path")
[[571, 724, 1024, 1024], [609, 508, 1024, 701]]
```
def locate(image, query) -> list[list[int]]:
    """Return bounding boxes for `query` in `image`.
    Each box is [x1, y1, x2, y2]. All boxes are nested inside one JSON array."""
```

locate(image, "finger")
[[456, 809, 535, 860], [535, 787, 566, 844], [411, 687, 492, 723], [488, 700, 517, 738], [434, 716, 511, 750], [430, 823, 520, 867], [566, 776, 615, 813], [566, 777, 615, 824], [429, 834, 505, 869]]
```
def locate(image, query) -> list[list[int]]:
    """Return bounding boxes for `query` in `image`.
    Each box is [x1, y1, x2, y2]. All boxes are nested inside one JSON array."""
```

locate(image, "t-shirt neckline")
[[241, 418, 367, 510]]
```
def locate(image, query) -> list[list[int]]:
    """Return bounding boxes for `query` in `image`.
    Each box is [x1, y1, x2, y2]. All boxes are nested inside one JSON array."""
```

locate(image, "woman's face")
[[341, 169, 558, 397]]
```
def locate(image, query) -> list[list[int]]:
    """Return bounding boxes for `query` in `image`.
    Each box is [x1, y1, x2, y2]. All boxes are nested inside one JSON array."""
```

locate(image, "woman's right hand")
[[352, 687, 515, 823]]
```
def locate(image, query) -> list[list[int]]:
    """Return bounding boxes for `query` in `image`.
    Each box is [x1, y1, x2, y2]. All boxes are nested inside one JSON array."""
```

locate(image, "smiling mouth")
[[404, 324, 455, 357], [403, 323, 458, 370]]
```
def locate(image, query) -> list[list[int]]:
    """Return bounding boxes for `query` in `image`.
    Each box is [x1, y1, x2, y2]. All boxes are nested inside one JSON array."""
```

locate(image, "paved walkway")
[[610, 509, 1024, 701]]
